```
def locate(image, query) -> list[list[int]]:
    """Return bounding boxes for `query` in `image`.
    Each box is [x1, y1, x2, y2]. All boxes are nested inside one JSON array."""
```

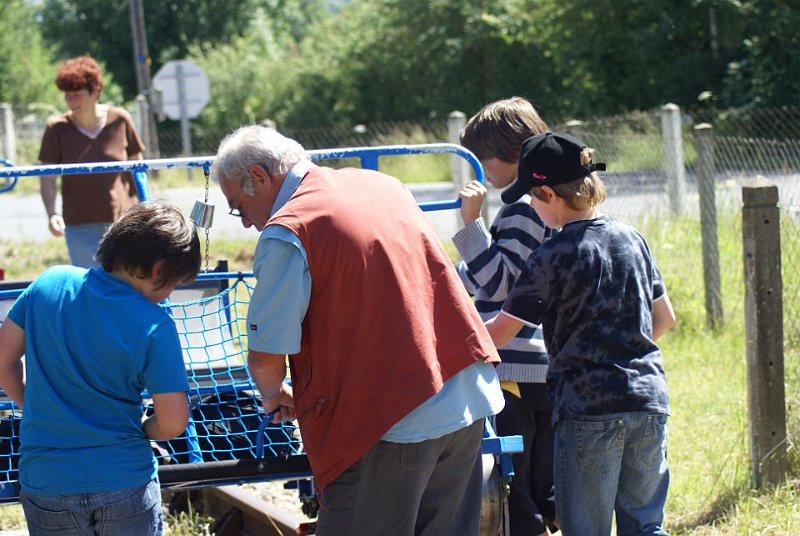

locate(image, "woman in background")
[[39, 54, 145, 267]]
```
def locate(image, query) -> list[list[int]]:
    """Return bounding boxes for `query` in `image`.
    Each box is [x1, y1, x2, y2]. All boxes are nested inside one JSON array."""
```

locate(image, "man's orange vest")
[[268, 165, 499, 491]]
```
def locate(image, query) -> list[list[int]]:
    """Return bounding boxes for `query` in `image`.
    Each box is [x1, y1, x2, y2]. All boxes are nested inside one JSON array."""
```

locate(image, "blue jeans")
[[20, 478, 163, 536], [65, 222, 108, 268], [554, 412, 669, 536]]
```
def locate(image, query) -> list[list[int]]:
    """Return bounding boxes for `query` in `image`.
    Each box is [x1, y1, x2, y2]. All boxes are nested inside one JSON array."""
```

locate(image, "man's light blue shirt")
[[246, 161, 503, 443]]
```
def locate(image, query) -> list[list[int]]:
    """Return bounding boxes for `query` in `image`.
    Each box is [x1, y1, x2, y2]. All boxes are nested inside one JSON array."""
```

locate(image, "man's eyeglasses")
[[228, 189, 244, 218]]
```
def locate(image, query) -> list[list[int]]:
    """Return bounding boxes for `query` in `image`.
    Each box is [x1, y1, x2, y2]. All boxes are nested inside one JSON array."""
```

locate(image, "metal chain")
[[203, 166, 211, 272]]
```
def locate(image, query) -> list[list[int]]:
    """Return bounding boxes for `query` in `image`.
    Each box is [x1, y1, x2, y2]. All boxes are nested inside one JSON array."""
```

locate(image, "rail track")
[[167, 483, 317, 536]]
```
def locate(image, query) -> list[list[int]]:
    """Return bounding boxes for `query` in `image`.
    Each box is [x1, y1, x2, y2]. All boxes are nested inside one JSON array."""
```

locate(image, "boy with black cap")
[[486, 131, 676, 536]]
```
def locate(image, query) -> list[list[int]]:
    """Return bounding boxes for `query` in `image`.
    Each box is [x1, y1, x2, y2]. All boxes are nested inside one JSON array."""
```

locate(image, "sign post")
[[153, 60, 210, 167]]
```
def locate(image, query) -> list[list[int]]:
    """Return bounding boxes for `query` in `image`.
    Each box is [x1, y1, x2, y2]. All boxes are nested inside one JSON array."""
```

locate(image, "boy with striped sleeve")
[[454, 97, 557, 535]]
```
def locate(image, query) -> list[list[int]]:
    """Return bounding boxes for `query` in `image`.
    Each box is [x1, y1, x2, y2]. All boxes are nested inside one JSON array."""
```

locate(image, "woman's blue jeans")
[[20, 478, 163, 536], [65, 222, 108, 268], [554, 412, 670, 536]]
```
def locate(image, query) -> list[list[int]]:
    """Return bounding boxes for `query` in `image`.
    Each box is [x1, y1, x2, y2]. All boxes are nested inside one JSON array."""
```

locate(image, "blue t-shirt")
[[502, 215, 669, 423], [7, 266, 188, 495]]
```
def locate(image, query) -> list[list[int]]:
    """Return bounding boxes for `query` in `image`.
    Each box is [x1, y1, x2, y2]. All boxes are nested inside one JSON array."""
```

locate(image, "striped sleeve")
[[452, 201, 548, 304]]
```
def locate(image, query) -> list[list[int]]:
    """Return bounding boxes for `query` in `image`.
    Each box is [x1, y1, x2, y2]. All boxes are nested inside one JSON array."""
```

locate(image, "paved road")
[[1, 176, 688, 248], [0, 182, 502, 245]]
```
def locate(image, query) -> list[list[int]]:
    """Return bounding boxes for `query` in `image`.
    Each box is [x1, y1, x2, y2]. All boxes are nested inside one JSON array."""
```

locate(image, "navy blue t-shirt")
[[502, 215, 669, 423]]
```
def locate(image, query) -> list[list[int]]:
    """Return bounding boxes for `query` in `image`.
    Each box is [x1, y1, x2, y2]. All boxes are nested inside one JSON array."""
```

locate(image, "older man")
[[210, 126, 504, 535]]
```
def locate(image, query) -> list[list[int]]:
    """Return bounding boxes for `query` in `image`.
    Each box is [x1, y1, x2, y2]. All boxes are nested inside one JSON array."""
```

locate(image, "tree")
[[263, 0, 553, 128], [38, 0, 265, 100], [721, 0, 800, 108], [35, 0, 796, 136], [257, 0, 747, 127], [0, 0, 60, 114], [513, 0, 750, 117], [179, 0, 327, 151]]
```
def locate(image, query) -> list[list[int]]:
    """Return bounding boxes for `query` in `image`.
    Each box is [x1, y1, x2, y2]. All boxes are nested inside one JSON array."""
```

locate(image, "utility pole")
[[709, 5, 719, 60], [129, 0, 160, 158]]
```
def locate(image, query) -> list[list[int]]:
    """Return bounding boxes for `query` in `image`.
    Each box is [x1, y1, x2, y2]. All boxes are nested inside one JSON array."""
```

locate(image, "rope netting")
[[0, 275, 304, 500], [152, 276, 301, 466]]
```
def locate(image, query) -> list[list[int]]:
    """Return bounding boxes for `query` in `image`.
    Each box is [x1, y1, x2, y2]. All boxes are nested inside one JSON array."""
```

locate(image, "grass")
[[0, 502, 214, 535], [3, 201, 800, 534], [636, 210, 800, 534]]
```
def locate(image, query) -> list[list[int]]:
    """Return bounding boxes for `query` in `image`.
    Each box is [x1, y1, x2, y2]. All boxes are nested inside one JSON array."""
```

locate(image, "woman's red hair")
[[55, 54, 104, 94]]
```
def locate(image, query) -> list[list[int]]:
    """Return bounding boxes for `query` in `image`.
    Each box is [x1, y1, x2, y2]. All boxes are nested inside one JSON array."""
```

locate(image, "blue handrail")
[[0, 158, 17, 193], [0, 143, 483, 211], [0, 145, 519, 504]]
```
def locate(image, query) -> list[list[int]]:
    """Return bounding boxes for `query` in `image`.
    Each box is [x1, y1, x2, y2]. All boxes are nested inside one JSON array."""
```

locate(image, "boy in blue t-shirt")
[[0, 201, 201, 536], [486, 132, 676, 536], [454, 97, 557, 535]]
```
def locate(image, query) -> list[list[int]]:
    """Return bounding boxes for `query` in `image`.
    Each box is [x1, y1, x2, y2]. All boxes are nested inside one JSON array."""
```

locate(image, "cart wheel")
[[479, 453, 503, 536]]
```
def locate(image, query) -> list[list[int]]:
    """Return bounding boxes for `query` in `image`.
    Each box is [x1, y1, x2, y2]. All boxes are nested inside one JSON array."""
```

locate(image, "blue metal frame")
[[0, 145, 519, 505], [0, 143, 484, 212], [0, 158, 16, 193]]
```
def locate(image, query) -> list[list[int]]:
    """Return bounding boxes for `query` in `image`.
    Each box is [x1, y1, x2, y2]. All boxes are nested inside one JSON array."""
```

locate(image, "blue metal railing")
[[0, 158, 17, 193], [0, 143, 483, 211], [0, 146, 518, 503]]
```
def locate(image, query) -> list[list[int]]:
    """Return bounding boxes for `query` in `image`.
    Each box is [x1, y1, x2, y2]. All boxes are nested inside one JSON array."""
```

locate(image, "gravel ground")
[[242, 479, 317, 523]]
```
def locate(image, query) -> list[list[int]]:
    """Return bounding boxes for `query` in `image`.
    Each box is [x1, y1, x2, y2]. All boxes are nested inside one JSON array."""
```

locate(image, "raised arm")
[[453, 201, 547, 300]]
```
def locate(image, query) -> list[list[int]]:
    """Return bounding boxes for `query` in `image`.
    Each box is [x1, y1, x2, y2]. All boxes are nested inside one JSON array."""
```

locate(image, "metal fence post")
[[448, 110, 487, 227], [742, 179, 787, 490], [0, 103, 17, 162], [448, 111, 469, 191], [564, 119, 583, 138], [661, 103, 686, 215], [694, 123, 723, 328]]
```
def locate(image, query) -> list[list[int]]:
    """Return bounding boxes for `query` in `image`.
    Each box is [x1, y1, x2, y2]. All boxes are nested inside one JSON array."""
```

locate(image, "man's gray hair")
[[210, 125, 309, 195]]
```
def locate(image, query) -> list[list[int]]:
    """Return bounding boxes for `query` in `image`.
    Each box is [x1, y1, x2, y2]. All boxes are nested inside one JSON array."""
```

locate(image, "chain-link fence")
[[3, 104, 800, 347], [154, 119, 449, 159]]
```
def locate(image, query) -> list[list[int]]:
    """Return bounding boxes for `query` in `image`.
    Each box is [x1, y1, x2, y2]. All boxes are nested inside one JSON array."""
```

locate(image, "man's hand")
[[247, 350, 296, 423], [458, 180, 487, 225], [262, 381, 296, 423]]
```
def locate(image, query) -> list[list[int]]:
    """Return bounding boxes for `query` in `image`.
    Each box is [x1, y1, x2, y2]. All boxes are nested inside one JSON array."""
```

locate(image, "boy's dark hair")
[[96, 201, 201, 289], [460, 97, 549, 162]]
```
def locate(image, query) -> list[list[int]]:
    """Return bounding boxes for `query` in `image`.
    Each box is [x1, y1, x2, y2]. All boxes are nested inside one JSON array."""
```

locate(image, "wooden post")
[[661, 103, 686, 215], [694, 123, 723, 328], [742, 179, 787, 489]]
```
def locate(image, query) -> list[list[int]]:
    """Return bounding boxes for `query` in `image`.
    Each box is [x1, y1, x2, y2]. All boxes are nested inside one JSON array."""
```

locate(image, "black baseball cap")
[[501, 131, 606, 203]]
